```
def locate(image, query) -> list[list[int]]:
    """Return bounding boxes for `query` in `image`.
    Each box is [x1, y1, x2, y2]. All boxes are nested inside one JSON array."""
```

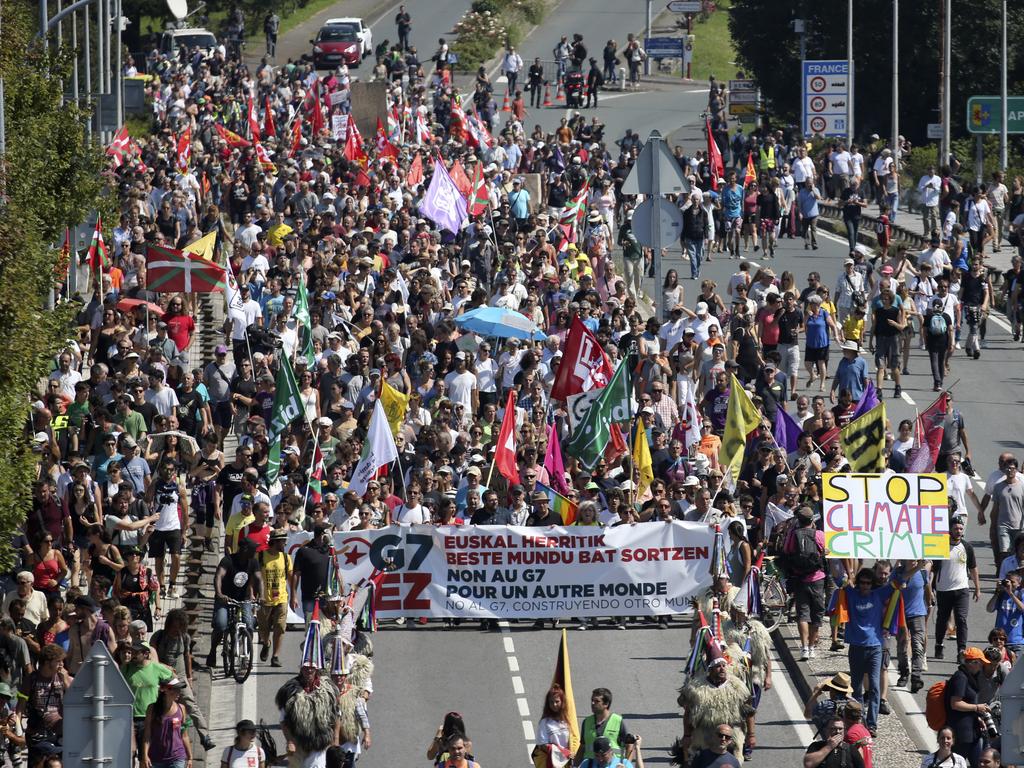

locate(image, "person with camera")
[[803, 717, 865, 768], [944, 647, 994, 768], [986, 568, 1024, 657]]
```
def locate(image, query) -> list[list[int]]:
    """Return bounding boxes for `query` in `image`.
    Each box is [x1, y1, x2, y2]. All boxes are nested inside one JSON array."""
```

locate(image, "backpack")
[[766, 516, 798, 557], [928, 311, 948, 337], [786, 527, 822, 577], [925, 681, 947, 731], [257, 719, 279, 764]]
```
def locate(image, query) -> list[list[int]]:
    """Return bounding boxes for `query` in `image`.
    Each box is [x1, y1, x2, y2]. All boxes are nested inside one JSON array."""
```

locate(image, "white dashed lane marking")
[[499, 621, 536, 756]]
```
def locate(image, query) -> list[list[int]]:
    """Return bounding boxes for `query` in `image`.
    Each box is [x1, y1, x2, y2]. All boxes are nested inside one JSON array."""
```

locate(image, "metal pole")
[[941, 0, 950, 166], [1000, 0, 1008, 170], [39, 0, 48, 49], [57, 0, 63, 45], [115, 0, 122, 126], [975, 135, 983, 186], [847, 0, 854, 141], [92, 647, 107, 765], [652, 134, 663, 321], [84, 6, 92, 139], [891, 0, 899, 171], [97, 0, 106, 143], [644, 0, 652, 76], [72, 11, 79, 105]]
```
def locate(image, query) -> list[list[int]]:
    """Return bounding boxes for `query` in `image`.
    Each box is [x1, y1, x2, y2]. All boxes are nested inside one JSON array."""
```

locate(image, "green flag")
[[266, 355, 303, 483], [564, 358, 630, 470], [293, 273, 316, 369]]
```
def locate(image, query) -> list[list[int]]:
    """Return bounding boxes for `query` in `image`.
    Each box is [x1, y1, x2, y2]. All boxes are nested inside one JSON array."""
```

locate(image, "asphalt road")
[[213, 1, 1024, 765]]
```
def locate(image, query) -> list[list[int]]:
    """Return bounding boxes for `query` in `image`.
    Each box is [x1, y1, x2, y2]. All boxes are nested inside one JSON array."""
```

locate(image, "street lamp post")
[[940, 0, 951, 167], [891, 0, 899, 171], [847, 0, 854, 141], [1000, 0, 1008, 170]]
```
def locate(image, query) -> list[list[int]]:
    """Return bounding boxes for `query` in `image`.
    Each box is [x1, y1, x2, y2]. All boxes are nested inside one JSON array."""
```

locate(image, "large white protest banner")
[[330, 521, 714, 619]]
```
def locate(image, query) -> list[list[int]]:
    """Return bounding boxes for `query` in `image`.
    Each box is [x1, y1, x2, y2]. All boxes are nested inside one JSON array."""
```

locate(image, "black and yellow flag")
[[840, 402, 887, 472]]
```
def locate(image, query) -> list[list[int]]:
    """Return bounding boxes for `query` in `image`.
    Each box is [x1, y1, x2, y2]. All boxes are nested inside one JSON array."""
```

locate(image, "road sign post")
[[63, 640, 135, 767], [621, 130, 689, 320], [966, 95, 1024, 134], [802, 60, 850, 138]]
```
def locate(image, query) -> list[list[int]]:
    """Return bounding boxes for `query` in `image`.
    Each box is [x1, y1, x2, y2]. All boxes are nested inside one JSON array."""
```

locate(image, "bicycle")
[[758, 556, 789, 633], [222, 598, 257, 684]]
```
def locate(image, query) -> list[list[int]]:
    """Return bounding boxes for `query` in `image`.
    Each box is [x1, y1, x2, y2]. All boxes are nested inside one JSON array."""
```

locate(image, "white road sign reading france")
[[802, 60, 849, 138], [331, 521, 715, 619]]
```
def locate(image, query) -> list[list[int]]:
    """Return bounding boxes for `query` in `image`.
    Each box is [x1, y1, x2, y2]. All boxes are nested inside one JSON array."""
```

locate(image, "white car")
[[322, 17, 372, 59]]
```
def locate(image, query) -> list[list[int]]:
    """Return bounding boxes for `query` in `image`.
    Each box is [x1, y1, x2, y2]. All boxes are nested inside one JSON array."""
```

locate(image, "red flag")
[[264, 97, 277, 138], [354, 168, 372, 188], [291, 118, 303, 156], [706, 118, 724, 191], [308, 81, 325, 137], [744, 151, 756, 185], [254, 139, 275, 171], [308, 443, 325, 504], [214, 123, 251, 148], [467, 162, 488, 216], [449, 160, 473, 198], [344, 121, 367, 166], [909, 392, 950, 472], [87, 216, 110, 271], [495, 391, 521, 485], [406, 152, 424, 188], [176, 127, 192, 173], [550, 317, 614, 401], [246, 96, 261, 142]]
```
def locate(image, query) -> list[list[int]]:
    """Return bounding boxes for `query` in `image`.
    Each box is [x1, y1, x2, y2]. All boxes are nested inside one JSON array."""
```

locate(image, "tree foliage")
[[0, 4, 107, 566], [728, 0, 1024, 145]]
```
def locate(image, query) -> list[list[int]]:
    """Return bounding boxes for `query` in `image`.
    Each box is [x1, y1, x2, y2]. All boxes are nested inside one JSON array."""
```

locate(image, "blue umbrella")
[[454, 306, 548, 341]]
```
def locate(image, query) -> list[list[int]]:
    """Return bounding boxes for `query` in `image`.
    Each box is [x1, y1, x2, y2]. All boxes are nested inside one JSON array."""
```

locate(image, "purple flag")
[[851, 381, 879, 420], [544, 423, 571, 495], [772, 407, 802, 454], [552, 146, 566, 172], [418, 159, 468, 234]]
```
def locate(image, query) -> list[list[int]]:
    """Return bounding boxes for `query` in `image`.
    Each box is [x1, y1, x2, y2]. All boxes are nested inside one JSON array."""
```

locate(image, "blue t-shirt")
[[721, 185, 743, 219], [834, 356, 868, 401], [797, 188, 820, 218], [843, 583, 894, 646], [893, 565, 928, 618], [805, 309, 831, 349], [995, 589, 1024, 645]]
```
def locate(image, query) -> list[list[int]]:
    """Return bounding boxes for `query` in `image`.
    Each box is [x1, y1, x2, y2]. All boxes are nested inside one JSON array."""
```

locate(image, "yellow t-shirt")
[[266, 223, 293, 247], [842, 316, 865, 342], [224, 510, 255, 554], [259, 550, 291, 606]]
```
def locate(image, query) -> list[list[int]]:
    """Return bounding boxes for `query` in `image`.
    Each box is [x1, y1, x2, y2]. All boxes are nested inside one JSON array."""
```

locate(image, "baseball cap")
[[215, 344, 228, 355], [963, 647, 986, 662], [593, 738, 613, 754]]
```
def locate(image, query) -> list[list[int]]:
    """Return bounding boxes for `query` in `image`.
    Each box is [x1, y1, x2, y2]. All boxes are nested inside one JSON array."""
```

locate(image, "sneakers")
[[271, 656, 282, 667], [902, 368, 910, 375], [935, 645, 944, 660], [897, 674, 909, 688], [800, 646, 810, 661], [911, 677, 925, 693], [954, 342, 962, 349], [830, 641, 844, 652], [973, 350, 981, 360], [260, 645, 269, 663], [894, 385, 902, 398], [808, 646, 816, 659], [879, 699, 891, 715]]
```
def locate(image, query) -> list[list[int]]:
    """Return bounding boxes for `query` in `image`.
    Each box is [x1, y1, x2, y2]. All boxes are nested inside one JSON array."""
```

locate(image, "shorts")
[[759, 218, 778, 237], [258, 603, 287, 634], [874, 335, 899, 369], [213, 400, 234, 429], [725, 216, 743, 233], [794, 578, 825, 625], [148, 529, 183, 557], [778, 343, 800, 376], [805, 346, 829, 364]]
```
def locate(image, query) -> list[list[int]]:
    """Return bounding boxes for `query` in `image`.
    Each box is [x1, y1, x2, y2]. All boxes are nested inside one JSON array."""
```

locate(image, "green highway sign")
[[966, 95, 1024, 134]]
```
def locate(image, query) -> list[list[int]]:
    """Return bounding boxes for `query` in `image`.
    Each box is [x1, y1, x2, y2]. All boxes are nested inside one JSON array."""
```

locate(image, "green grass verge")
[[450, 0, 548, 73], [688, 0, 738, 83]]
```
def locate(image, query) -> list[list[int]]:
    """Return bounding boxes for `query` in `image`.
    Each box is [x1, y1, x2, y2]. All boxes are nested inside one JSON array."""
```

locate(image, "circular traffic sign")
[[809, 76, 827, 93], [810, 96, 826, 112], [809, 116, 827, 133]]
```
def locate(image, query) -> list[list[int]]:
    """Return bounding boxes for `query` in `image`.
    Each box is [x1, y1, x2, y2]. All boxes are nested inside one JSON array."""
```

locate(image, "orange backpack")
[[925, 681, 947, 731]]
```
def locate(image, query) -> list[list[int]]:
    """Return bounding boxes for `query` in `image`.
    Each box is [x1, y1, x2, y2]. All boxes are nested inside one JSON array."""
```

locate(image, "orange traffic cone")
[[501, 91, 511, 112], [542, 83, 553, 107], [556, 80, 565, 102]]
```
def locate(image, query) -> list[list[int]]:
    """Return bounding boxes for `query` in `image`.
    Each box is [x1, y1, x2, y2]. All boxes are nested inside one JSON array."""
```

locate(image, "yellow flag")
[[633, 425, 653, 496], [183, 231, 217, 262], [554, 629, 580, 756], [379, 379, 409, 437], [840, 402, 887, 472], [721, 374, 763, 480]]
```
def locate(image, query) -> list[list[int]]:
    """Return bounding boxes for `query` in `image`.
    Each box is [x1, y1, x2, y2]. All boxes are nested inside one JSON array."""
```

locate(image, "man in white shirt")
[[502, 46, 524, 94], [917, 166, 942, 239], [689, 302, 721, 345], [444, 352, 479, 413], [49, 352, 83, 399], [872, 149, 894, 204], [791, 146, 816, 186], [988, 171, 1009, 251], [234, 212, 262, 250], [144, 369, 179, 416], [918, 235, 951, 274], [226, 283, 262, 367], [830, 143, 852, 192]]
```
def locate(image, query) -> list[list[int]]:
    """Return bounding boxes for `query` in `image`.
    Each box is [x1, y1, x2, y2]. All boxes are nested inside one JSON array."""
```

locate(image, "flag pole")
[[301, 429, 321, 510]]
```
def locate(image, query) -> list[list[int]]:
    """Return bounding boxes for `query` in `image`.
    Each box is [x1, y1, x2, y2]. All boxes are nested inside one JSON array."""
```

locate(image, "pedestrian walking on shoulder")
[[263, 12, 279, 59]]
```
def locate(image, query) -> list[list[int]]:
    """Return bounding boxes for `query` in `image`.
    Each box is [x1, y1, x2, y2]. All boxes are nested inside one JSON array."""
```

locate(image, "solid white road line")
[[767, 651, 816, 746]]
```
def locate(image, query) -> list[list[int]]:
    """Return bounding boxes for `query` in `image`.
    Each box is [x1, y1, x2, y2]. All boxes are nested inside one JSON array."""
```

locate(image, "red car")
[[311, 24, 361, 69]]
